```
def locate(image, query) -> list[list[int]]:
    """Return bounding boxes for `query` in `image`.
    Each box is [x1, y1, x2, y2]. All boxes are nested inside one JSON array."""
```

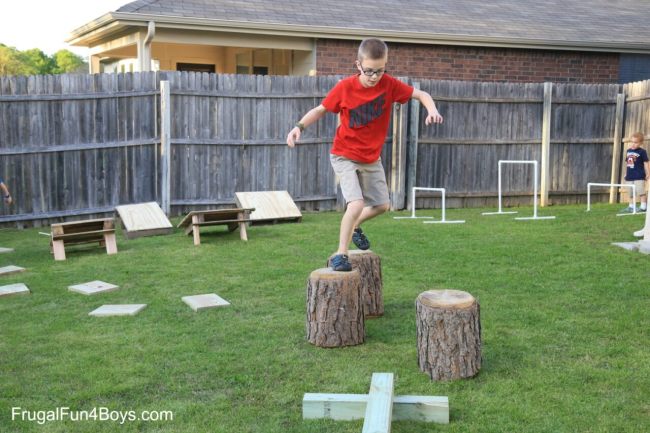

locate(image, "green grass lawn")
[[0, 204, 648, 433]]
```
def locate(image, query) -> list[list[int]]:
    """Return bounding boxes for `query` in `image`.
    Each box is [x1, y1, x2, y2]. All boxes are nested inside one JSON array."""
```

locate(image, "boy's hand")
[[287, 127, 301, 148], [425, 110, 443, 125], [4, 195, 12, 205]]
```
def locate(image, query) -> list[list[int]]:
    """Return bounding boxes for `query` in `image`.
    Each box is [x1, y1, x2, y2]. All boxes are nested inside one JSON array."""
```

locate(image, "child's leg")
[[337, 199, 364, 254], [641, 180, 648, 210], [330, 155, 365, 255], [355, 203, 390, 228], [627, 181, 639, 210], [353, 159, 389, 229]]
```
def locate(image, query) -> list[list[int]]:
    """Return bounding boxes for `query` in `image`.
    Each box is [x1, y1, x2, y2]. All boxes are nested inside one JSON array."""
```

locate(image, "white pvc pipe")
[[587, 182, 636, 215], [395, 187, 465, 223], [483, 160, 555, 220]]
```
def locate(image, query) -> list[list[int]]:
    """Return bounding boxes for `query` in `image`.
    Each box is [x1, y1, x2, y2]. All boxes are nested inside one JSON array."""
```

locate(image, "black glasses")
[[359, 67, 386, 77]]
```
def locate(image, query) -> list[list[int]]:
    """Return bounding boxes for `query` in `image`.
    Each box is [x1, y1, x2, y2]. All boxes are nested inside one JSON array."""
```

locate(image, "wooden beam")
[[540, 82, 552, 207], [160, 80, 171, 215], [390, 84, 409, 211], [362, 372, 394, 433], [406, 82, 421, 212], [302, 393, 449, 424], [610, 93, 626, 204]]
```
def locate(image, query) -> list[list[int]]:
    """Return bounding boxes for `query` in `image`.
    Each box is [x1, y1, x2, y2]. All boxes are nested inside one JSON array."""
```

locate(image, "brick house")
[[67, 0, 650, 83]]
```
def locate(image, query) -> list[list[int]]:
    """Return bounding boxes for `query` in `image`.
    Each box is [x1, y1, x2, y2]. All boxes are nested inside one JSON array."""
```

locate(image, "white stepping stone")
[[69, 280, 119, 296], [611, 242, 640, 251], [89, 304, 147, 317], [182, 293, 230, 312], [0, 265, 25, 276], [0, 283, 30, 297], [0, 247, 13, 253]]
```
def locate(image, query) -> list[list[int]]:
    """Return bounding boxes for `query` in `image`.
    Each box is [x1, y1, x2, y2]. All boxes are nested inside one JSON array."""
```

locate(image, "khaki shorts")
[[330, 154, 389, 206], [627, 179, 648, 196]]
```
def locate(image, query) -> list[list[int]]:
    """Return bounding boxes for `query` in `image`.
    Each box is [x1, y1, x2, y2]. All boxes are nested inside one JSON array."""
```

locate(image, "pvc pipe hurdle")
[[482, 160, 555, 220], [394, 187, 465, 224], [586, 182, 637, 216]]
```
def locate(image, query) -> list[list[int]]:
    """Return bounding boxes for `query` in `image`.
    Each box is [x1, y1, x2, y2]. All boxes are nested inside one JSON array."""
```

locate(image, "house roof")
[[68, 0, 650, 53]]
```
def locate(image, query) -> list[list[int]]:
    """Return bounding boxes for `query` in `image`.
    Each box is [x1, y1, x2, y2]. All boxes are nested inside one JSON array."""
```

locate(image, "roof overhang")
[[67, 12, 650, 54]]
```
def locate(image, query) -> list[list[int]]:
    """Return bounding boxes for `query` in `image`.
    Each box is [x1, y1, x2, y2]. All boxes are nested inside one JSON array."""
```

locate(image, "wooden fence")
[[0, 71, 647, 226], [0, 73, 160, 225], [407, 80, 622, 209]]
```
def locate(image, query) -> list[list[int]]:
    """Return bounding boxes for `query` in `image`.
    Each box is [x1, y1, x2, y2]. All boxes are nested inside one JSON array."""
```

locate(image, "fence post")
[[160, 80, 171, 215], [540, 82, 552, 207], [610, 93, 626, 204], [390, 82, 409, 211], [406, 82, 421, 211]]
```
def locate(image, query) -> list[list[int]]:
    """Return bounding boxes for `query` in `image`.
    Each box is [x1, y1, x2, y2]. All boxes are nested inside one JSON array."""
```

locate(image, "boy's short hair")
[[631, 132, 644, 142], [358, 38, 388, 61]]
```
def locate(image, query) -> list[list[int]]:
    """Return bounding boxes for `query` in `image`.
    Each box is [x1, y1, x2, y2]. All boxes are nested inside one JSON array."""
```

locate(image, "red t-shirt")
[[321, 74, 413, 163]]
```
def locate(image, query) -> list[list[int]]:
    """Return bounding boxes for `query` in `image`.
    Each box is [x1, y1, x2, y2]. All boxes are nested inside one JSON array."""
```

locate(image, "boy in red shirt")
[[286, 38, 443, 271]]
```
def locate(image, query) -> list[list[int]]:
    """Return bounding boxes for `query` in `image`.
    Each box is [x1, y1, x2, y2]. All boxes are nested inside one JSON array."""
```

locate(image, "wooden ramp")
[[235, 191, 302, 224], [115, 202, 173, 239], [177, 208, 254, 246], [50, 218, 118, 261]]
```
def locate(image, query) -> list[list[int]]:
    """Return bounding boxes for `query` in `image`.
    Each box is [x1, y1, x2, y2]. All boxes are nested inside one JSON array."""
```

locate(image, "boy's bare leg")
[[338, 202, 390, 254], [337, 200, 364, 255], [355, 203, 389, 228]]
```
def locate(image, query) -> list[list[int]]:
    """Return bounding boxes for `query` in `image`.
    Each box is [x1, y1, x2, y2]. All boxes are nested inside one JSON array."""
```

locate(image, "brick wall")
[[315, 40, 619, 83]]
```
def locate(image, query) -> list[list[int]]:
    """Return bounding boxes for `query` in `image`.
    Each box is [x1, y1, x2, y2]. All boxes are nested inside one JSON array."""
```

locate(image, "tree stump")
[[327, 250, 383, 317], [416, 290, 481, 380], [306, 268, 365, 347]]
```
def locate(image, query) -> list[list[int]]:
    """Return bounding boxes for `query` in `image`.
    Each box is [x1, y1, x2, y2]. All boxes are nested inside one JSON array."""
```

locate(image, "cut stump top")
[[310, 267, 360, 280], [417, 289, 475, 309]]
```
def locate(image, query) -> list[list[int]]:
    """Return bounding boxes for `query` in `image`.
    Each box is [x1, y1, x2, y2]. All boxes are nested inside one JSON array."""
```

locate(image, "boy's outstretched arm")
[[286, 105, 328, 147], [412, 88, 443, 125], [0, 181, 11, 205]]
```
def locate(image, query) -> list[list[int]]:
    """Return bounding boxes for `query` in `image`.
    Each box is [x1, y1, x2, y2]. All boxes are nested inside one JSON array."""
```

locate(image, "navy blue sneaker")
[[352, 227, 370, 250], [330, 254, 352, 272]]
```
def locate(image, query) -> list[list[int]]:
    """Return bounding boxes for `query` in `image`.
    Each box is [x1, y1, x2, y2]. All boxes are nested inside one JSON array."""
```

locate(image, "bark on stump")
[[327, 250, 383, 317], [416, 289, 481, 380], [306, 267, 365, 347]]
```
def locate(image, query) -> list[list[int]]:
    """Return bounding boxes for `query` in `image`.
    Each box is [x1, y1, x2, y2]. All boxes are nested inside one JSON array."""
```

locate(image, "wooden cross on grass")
[[303, 372, 449, 432]]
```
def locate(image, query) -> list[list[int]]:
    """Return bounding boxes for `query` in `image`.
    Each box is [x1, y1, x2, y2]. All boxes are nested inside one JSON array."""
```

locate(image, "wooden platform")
[[115, 202, 173, 239], [0, 265, 26, 276], [303, 372, 449, 427], [177, 208, 254, 245], [235, 191, 302, 224], [50, 218, 118, 261]]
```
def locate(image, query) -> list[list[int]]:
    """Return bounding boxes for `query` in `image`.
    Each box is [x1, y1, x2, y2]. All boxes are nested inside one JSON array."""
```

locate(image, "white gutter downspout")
[[138, 21, 155, 72]]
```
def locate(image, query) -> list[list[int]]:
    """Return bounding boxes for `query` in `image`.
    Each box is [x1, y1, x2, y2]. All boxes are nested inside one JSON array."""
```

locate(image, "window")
[[619, 54, 650, 83], [176, 63, 216, 73]]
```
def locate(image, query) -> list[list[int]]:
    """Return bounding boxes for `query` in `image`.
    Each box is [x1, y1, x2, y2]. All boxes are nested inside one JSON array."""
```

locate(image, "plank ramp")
[[362, 373, 394, 433], [115, 202, 173, 239], [235, 191, 302, 224]]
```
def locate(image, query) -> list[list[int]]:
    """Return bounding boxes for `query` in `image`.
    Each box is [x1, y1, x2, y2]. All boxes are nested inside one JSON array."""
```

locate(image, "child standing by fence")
[[286, 38, 443, 271], [622, 132, 649, 213]]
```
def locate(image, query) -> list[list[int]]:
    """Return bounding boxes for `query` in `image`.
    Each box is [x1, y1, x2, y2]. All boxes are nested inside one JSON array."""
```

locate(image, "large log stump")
[[416, 290, 481, 380], [306, 268, 365, 347], [327, 250, 383, 317]]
